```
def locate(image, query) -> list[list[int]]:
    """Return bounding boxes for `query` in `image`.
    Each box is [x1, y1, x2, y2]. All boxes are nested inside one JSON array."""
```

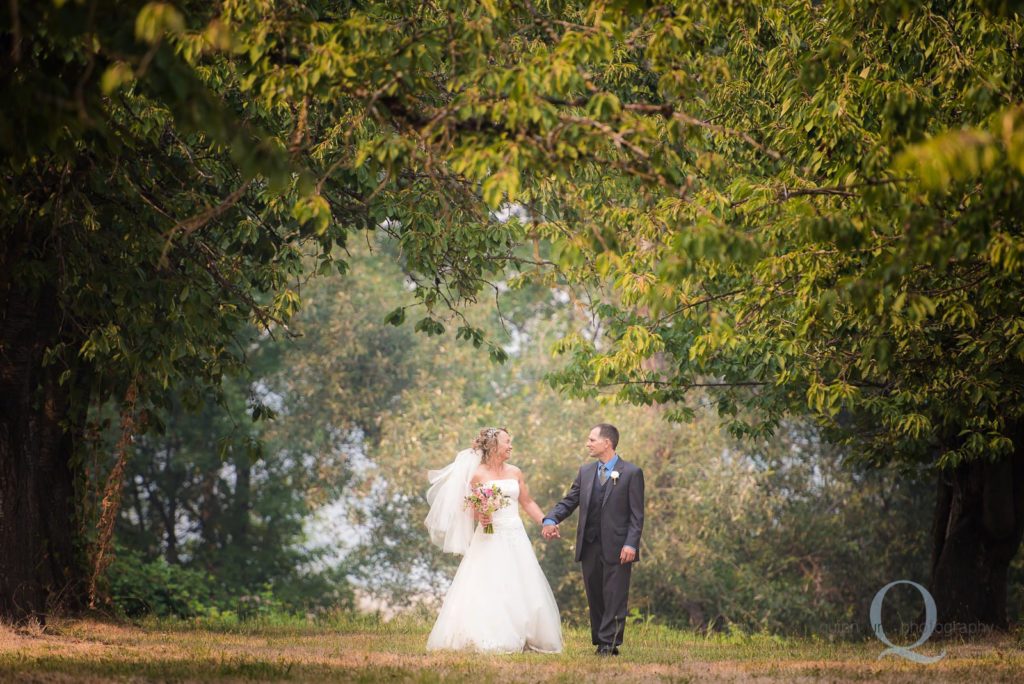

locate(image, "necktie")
[[599, 465, 608, 485]]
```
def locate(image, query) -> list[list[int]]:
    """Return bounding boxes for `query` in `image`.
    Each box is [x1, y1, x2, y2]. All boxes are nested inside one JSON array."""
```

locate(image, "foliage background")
[[97, 241, 1021, 635], [5, 0, 1021, 635]]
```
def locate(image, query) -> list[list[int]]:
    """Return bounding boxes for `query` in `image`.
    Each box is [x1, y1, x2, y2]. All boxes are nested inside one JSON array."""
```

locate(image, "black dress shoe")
[[596, 645, 619, 656]]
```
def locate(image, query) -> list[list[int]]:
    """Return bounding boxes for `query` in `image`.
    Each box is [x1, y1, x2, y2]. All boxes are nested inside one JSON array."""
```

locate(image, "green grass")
[[2, 616, 1022, 682]]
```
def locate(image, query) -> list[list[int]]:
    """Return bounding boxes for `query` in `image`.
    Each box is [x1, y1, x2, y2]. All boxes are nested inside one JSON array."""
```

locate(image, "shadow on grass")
[[0, 651, 450, 683]]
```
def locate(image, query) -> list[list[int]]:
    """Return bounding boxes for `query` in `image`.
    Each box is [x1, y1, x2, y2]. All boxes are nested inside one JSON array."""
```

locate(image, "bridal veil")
[[424, 447, 479, 555]]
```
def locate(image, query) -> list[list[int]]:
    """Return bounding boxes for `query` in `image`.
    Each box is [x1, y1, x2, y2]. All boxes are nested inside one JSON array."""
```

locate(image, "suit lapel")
[[579, 461, 597, 517]]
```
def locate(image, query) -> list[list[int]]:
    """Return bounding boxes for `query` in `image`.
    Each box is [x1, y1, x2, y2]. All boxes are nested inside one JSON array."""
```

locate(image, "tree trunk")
[[0, 283, 88, 624], [929, 425, 1024, 634], [198, 467, 223, 571], [231, 452, 251, 551]]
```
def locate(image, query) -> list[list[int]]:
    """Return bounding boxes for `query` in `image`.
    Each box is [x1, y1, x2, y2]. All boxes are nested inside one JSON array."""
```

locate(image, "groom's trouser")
[[580, 539, 632, 647]]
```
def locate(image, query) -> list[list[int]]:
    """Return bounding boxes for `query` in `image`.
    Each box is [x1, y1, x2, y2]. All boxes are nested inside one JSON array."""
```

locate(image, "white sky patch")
[[492, 202, 529, 223], [502, 324, 528, 357], [250, 379, 286, 415], [551, 288, 571, 305], [300, 428, 379, 571]]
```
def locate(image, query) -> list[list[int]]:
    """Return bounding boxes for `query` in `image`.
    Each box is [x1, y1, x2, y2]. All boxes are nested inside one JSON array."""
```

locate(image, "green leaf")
[[414, 317, 445, 336], [101, 62, 135, 95], [385, 307, 406, 326], [135, 2, 185, 44]]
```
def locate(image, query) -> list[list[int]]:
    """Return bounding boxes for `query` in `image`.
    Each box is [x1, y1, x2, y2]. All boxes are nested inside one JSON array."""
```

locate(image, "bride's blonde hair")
[[472, 426, 509, 465]]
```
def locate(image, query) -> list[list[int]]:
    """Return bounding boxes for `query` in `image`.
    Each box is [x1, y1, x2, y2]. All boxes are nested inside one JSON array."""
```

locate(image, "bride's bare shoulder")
[[506, 463, 523, 478]]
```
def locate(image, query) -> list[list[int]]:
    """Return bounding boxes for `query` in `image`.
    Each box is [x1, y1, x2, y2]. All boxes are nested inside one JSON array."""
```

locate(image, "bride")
[[424, 427, 563, 653]]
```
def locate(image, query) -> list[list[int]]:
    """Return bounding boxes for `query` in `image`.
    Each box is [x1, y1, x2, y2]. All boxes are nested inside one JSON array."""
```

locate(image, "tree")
[[0, 0, 529, 622], [526, 2, 1024, 630]]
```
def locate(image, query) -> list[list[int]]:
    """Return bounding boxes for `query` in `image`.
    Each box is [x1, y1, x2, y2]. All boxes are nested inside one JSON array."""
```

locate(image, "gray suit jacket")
[[546, 457, 645, 564]]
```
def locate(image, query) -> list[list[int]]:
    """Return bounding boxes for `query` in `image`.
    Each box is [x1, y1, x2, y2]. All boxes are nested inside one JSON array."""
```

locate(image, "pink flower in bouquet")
[[464, 483, 511, 534]]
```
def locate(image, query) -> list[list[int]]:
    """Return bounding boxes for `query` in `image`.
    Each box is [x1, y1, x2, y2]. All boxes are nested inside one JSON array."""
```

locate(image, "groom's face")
[[586, 427, 609, 457]]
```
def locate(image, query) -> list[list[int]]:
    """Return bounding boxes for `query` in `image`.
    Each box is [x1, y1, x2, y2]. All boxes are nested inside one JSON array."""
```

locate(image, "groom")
[[542, 424, 645, 656]]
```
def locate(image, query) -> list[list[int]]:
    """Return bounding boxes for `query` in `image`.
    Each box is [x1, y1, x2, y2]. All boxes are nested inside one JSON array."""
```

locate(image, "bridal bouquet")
[[464, 483, 511, 534]]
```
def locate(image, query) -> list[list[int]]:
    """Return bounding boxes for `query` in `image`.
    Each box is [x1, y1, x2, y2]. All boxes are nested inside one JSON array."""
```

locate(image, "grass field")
[[2, 615, 1022, 682]]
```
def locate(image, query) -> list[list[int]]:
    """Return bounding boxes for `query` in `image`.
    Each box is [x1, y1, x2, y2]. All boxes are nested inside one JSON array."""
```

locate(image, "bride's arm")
[[515, 469, 546, 525]]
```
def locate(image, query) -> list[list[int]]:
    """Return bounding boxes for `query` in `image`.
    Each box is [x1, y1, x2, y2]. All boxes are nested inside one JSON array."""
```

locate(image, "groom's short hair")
[[594, 423, 619, 449]]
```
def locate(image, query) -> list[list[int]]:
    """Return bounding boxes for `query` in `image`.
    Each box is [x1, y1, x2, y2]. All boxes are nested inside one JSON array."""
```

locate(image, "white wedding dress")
[[426, 477, 563, 653]]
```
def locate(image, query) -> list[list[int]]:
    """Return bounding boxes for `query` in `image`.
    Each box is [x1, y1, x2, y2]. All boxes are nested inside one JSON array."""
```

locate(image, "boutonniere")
[[610, 470, 620, 485]]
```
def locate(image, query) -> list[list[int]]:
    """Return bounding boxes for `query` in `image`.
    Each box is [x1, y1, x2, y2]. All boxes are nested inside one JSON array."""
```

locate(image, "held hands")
[[476, 511, 492, 526], [541, 523, 560, 540]]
